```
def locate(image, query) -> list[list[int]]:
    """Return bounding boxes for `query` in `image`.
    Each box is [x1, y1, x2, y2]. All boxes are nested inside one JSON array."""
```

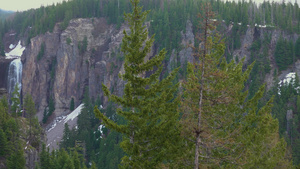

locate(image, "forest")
[[0, 0, 300, 168]]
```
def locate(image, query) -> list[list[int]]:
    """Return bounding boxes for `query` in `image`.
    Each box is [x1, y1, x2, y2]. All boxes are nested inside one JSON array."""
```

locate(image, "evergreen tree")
[[0, 128, 7, 157], [70, 97, 75, 111], [60, 123, 73, 149], [10, 84, 21, 117], [178, 3, 291, 168], [40, 144, 52, 169], [42, 107, 48, 124], [7, 144, 26, 169], [0, 96, 9, 127], [24, 94, 37, 146], [94, 0, 181, 168]]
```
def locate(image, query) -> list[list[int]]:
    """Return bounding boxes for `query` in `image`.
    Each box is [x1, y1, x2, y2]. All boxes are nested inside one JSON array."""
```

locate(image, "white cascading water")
[[5, 40, 25, 99], [7, 58, 22, 98]]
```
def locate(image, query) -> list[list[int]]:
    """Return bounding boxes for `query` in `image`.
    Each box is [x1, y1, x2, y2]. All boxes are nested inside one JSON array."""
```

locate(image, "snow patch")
[[64, 104, 84, 123], [47, 115, 66, 132], [279, 72, 296, 86], [5, 41, 25, 59], [9, 44, 15, 49], [278, 72, 299, 95], [98, 125, 105, 134]]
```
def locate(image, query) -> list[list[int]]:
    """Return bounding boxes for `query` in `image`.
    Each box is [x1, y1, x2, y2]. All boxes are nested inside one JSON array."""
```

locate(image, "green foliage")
[[274, 37, 294, 71], [7, 147, 26, 169], [43, 97, 55, 124], [10, 84, 21, 117], [60, 123, 74, 149], [37, 42, 45, 61], [66, 37, 72, 45], [39, 144, 88, 169], [177, 5, 290, 167], [24, 94, 41, 148], [0, 94, 42, 169], [50, 58, 57, 81], [78, 36, 88, 55], [0, 128, 7, 157], [268, 74, 300, 165], [59, 88, 123, 168], [42, 108, 48, 124], [94, 0, 181, 167]]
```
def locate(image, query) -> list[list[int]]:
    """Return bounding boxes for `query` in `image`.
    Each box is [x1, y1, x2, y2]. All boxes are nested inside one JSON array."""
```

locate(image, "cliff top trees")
[[94, 0, 181, 168]]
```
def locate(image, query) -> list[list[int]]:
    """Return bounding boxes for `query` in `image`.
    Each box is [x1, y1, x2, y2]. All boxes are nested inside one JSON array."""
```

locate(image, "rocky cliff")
[[22, 18, 128, 121], [20, 18, 300, 121]]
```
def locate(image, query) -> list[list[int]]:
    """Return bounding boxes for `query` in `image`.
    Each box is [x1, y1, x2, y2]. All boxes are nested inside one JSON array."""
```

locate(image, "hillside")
[[0, 0, 300, 168]]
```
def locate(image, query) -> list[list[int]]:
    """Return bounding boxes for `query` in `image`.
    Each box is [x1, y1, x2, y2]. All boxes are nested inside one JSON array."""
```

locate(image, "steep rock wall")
[[22, 18, 128, 120], [21, 17, 300, 122]]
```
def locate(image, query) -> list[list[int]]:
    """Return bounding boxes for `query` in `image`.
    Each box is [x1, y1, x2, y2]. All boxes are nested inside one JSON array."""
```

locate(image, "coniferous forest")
[[1, 0, 300, 168]]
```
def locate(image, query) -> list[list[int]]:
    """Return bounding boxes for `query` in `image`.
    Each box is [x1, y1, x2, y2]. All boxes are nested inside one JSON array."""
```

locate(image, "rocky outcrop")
[[179, 20, 194, 67], [0, 59, 12, 89], [22, 18, 130, 120], [232, 27, 254, 63]]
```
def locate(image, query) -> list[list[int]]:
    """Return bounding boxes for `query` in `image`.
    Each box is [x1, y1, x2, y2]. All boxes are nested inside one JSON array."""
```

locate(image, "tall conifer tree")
[[94, 0, 181, 168], [178, 3, 291, 168]]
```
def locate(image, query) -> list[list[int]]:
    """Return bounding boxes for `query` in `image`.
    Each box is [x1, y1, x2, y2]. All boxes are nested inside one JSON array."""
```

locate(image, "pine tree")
[[40, 144, 52, 169], [60, 123, 73, 149], [94, 0, 181, 168], [10, 84, 21, 117], [178, 3, 291, 168], [7, 143, 26, 169], [0, 96, 9, 127], [23, 94, 37, 146], [0, 128, 7, 157]]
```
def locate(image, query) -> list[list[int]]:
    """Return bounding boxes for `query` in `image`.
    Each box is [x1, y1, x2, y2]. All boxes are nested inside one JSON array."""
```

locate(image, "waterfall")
[[7, 58, 22, 98]]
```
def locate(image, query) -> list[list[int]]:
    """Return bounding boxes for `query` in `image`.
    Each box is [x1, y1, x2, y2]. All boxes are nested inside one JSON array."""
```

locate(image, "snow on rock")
[[47, 115, 66, 132], [98, 124, 105, 138], [5, 41, 25, 59], [98, 124, 105, 134], [64, 104, 84, 123], [9, 44, 15, 49], [278, 72, 300, 95], [279, 72, 296, 86]]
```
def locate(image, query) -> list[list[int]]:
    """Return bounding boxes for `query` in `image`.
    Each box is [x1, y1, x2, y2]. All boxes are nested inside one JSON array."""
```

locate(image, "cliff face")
[[22, 18, 128, 120], [0, 59, 12, 89], [21, 17, 299, 122]]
